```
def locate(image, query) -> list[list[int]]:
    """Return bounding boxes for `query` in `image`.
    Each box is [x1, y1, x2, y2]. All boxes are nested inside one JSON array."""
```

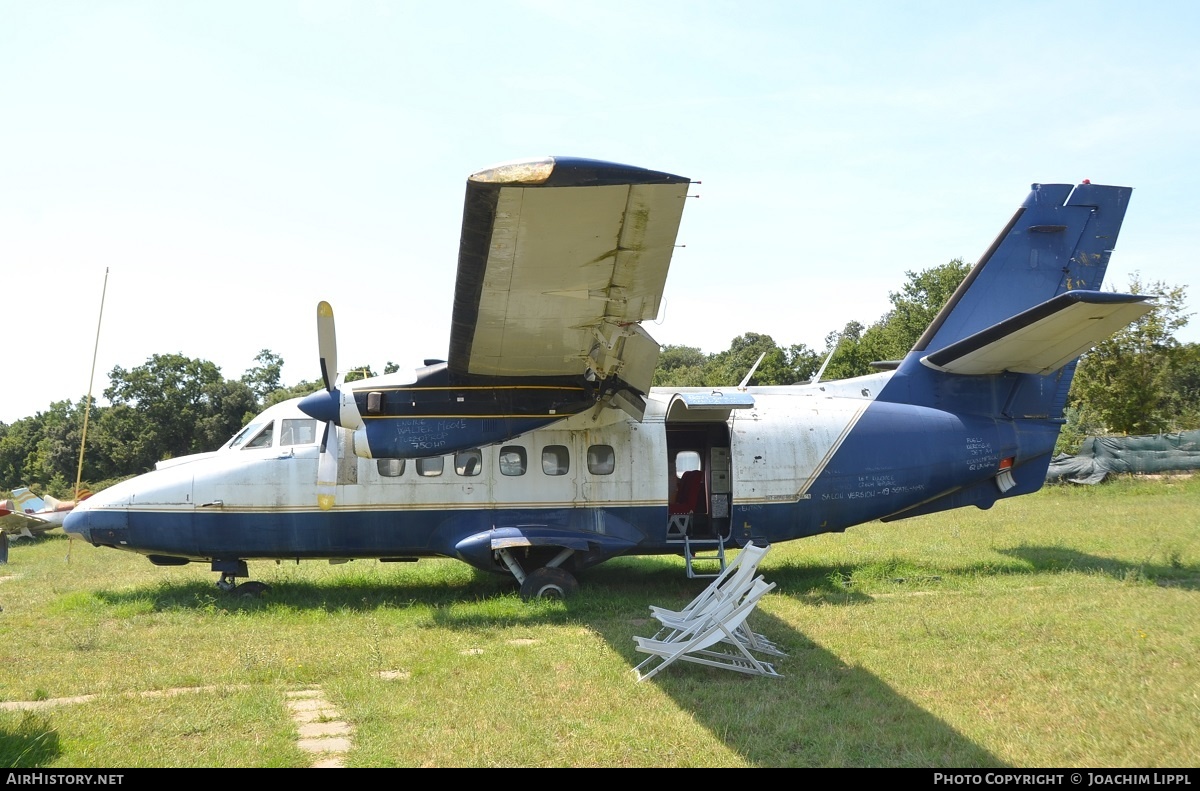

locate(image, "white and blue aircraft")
[[64, 158, 1153, 599]]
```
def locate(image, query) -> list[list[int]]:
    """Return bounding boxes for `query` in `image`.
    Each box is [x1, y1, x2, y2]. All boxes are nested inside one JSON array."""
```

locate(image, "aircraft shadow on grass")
[[76, 556, 1007, 767], [998, 545, 1200, 591]]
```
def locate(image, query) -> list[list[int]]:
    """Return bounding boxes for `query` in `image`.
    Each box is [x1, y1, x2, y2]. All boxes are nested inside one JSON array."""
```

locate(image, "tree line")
[[3, 262, 1196, 499]]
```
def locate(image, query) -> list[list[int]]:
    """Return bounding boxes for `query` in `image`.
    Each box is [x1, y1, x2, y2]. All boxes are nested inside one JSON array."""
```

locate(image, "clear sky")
[[3, 1, 1197, 424]]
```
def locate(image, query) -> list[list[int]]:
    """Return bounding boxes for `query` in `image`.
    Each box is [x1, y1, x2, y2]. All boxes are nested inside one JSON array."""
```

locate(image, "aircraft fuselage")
[[64, 370, 1056, 579]]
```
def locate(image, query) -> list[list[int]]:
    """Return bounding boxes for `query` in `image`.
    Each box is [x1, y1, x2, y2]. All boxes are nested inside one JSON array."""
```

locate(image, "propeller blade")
[[317, 420, 337, 511], [318, 301, 338, 392]]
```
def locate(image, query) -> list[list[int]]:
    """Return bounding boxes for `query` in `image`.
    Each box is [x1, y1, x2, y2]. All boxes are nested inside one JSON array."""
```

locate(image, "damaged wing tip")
[[469, 157, 556, 185]]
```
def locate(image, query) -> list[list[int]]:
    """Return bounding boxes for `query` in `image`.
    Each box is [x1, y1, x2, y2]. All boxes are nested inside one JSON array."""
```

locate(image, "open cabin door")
[[663, 392, 752, 542]]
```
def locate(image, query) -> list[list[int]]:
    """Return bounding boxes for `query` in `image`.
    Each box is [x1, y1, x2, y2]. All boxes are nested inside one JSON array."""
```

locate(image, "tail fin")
[[883, 182, 1150, 418], [11, 487, 46, 514], [914, 182, 1133, 355]]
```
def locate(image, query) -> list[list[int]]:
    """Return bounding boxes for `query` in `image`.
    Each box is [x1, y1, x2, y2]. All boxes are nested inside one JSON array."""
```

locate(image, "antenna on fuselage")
[[737, 352, 766, 391], [810, 337, 838, 385]]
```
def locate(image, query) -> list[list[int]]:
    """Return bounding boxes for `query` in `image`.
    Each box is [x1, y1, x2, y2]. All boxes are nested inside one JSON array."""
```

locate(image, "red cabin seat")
[[667, 469, 706, 537]]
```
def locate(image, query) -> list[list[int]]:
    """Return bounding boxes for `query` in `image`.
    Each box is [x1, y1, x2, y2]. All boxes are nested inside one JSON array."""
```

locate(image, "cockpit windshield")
[[245, 422, 275, 449], [228, 422, 264, 449], [228, 420, 274, 450]]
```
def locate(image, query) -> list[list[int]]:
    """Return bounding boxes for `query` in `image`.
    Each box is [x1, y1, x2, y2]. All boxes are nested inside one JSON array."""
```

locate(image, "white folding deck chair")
[[648, 541, 771, 627], [653, 563, 786, 655], [633, 577, 783, 682], [646, 542, 784, 657]]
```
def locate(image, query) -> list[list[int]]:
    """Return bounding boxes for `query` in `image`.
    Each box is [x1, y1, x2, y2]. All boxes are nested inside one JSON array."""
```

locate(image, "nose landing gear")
[[213, 560, 270, 598]]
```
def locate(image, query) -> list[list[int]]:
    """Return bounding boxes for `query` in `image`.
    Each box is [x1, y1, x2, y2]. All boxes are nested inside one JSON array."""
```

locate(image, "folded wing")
[[448, 156, 691, 394]]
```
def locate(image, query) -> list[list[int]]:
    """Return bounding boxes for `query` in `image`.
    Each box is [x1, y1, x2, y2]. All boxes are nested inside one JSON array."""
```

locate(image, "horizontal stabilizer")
[[920, 291, 1154, 376]]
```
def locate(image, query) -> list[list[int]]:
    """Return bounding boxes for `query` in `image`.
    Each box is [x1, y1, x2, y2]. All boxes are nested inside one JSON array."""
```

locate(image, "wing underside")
[[448, 157, 690, 393]]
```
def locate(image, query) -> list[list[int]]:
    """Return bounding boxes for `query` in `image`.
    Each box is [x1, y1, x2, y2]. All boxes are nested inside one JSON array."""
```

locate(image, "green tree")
[[265, 378, 324, 408], [654, 337, 822, 389], [707, 333, 808, 386], [0, 414, 45, 491], [104, 353, 233, 468], [1166, 342, 1200, 428], [0, 398, 114, 495], [343, 365, 377, 383], [819, 321, 868, 381], [241, 349, 284, 400], [1068, 276, 1193, 436], [653, 345, 709, 387], [824, 259, 970, 379], [194, 379, 260, 449]]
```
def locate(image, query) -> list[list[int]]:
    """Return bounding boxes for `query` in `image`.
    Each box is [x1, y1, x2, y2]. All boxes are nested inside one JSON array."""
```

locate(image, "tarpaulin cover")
[[1046, 430, 1200, 484]]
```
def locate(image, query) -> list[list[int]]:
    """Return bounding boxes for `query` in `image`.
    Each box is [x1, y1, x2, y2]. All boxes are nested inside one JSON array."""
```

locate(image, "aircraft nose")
[[299, 388, 342, 424], [63, 508, 89, 541]]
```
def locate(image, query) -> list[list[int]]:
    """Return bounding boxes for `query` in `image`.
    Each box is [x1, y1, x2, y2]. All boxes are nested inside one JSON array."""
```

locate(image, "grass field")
[[1, 475, 1197, 768]]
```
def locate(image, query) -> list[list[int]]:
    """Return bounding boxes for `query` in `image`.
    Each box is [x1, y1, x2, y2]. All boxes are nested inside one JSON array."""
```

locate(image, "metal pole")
[[74, 267, 109, 504]]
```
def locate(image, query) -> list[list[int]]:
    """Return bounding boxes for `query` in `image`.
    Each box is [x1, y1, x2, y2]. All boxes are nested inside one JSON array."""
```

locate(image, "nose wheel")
[[216, 573, 270, 597], [213, 560, 269, 598], [232, 580, 270, 598]]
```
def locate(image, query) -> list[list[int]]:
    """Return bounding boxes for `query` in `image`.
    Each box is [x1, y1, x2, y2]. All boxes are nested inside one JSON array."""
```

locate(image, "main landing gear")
[[520, 566, 579, 600], [496, 547, 580, 600]]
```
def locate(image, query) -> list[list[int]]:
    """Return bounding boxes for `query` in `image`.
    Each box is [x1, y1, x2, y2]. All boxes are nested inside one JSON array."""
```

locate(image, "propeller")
[[317, 420, 337, 511], [318, 300, 338, 392], [316, 301, 339, 511]]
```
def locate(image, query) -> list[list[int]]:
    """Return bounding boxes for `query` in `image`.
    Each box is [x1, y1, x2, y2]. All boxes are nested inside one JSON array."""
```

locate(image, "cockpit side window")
[[280, 418, 318, 447], [244, 421, 275, 449]]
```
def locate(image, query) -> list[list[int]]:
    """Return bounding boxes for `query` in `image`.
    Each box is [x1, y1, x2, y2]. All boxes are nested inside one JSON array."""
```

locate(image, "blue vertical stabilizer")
[[879, 182, 1137, 421], [913, 182, 1133, 356]]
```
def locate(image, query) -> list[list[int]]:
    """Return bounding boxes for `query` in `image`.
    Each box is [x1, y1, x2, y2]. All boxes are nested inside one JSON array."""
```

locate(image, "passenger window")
[[542, 445, 569, 476], [499, 446, 527, 476], [416, 457, 444, 477], [280, 418, 318, 447], [587, 444, 615, 475], [377, 459, 405, 477], [675, 450, 702, 477], [245, 421, 275, 449], [456, 449, 482, 477]]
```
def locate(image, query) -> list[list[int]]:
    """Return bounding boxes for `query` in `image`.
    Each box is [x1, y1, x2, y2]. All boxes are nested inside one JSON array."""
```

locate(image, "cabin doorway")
[[664, 422, 732, 542]]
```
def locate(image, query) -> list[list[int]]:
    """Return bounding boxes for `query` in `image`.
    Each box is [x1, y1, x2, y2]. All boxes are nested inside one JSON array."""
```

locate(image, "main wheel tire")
[[231, 580, 271, 598], [519, 566, 579, 601]]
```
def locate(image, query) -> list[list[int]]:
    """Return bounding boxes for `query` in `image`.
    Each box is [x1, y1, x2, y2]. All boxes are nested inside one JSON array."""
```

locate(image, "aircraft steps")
[[674, 535, 727, 579]]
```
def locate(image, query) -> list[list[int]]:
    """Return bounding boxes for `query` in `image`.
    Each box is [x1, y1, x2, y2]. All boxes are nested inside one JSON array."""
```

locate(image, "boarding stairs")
[[665, 468, 729, 578], [681, 535, 727, 578]]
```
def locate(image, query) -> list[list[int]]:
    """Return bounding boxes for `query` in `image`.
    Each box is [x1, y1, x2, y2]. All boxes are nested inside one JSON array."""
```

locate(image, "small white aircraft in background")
[[64, 158, 1153, 598]]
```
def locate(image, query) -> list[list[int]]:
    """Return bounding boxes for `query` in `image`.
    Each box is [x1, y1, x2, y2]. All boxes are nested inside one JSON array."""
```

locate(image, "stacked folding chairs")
[[632, 541, 787, 681]]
